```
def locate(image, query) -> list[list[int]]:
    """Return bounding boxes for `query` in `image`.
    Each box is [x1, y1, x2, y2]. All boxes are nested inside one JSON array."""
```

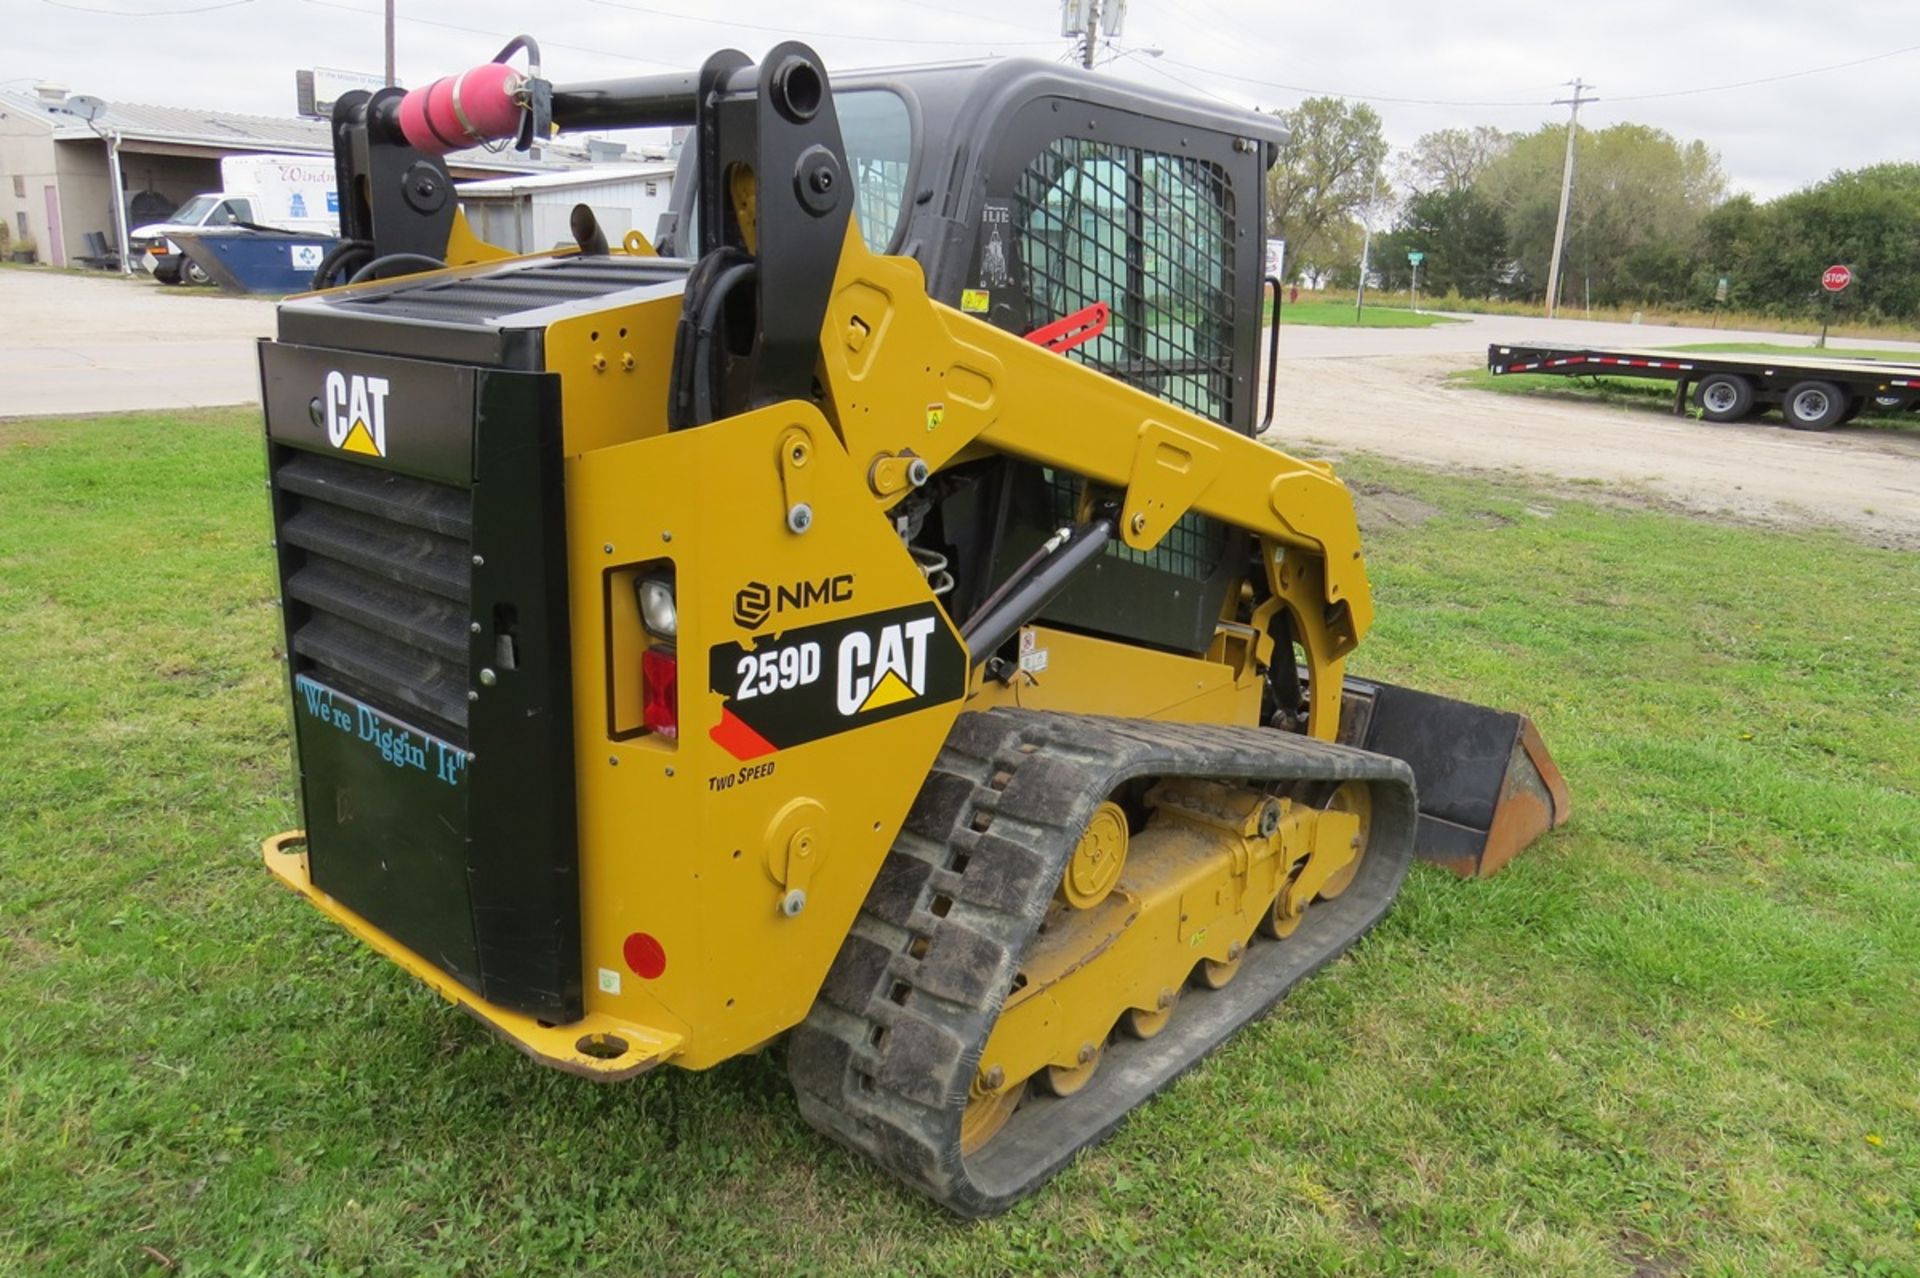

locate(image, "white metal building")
[[457, 163, 679, 254]]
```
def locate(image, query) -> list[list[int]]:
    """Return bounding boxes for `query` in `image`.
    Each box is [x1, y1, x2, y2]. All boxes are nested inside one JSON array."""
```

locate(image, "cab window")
[[835, 89, 913, 254]]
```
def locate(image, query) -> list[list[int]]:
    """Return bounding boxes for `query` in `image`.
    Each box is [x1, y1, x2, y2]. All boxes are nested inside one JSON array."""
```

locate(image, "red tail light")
[[641, 647, 679, 739]]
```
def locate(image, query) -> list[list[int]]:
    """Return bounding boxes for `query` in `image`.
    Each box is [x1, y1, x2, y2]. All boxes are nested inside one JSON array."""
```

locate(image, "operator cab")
[[656, 61, 1285, 654]]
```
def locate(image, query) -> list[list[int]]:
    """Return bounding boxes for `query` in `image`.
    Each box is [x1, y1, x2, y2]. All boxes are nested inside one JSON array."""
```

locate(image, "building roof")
[[0, 86, 332, 152], [456, 162, 677, 196], [0, 86, 644, 174]]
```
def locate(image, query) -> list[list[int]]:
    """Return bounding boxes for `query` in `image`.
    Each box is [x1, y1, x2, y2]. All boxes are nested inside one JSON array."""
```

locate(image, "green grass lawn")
[[4, 411, 1919, 1276], [1276, 298, 1463, 328], [1665, 342, 1920, 362]]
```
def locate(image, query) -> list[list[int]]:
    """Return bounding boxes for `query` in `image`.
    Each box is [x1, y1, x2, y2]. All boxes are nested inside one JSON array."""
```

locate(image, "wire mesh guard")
[[1014, 137, 1238, 427], [851, 153, 909, 254], [1017, 137, 1236, 580]]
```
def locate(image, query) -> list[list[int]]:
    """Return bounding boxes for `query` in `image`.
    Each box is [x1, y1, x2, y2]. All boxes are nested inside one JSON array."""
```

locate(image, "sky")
[[5, 0, 1914, 200]]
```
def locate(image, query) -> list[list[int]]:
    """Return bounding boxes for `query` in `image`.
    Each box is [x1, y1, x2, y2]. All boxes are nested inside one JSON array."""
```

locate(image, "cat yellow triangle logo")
[[323, 370, 390, 458], [857, 669, 917, 712], [340, 418, 382, 456]]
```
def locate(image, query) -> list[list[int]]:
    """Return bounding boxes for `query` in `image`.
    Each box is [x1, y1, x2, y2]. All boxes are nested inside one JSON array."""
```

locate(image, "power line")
[[40, 0, 253, 14], [887, 0, 1057, 38], [1130, 56, 1243, 107], [298, 0, 683, 68], [1156, 55, 1557, 108], [580, 0, 1059, 49], [1159, 39, 1920, 112], [1603, 41, 1920, 101]]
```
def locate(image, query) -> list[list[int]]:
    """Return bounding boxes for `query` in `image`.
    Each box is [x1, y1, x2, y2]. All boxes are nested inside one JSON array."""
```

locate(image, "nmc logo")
[[733, 573, 854, 629], [323, 370, 390, 458]]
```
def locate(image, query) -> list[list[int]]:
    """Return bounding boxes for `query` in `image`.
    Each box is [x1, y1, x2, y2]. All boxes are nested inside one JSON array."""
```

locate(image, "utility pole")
[[384, 0, 397, 86], [1353, 162, 1381, 323], [1081, 0, 1100, 69], [1543, 77, 1593, 319]]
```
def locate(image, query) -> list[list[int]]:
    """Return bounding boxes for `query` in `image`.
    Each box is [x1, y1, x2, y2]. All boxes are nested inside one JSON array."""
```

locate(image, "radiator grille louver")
[[276, 452, 472, 743]]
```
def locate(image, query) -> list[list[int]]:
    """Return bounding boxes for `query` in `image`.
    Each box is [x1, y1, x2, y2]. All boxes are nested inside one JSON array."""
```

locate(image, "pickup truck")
[[135, 153, 338, 284]]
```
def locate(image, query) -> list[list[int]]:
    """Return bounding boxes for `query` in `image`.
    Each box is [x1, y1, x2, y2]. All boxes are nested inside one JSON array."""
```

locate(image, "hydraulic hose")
[[346, 253, 448, 285]]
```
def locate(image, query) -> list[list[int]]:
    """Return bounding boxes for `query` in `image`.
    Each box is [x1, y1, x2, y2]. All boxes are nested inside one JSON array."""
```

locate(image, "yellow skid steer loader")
[[257, 39, 1567, 1215]]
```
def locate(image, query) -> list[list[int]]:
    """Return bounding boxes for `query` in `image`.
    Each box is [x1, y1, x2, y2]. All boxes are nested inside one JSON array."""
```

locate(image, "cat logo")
[[836, 617, 938, 716], [707, 603, 965, 760], [323, 370, 390, 458]]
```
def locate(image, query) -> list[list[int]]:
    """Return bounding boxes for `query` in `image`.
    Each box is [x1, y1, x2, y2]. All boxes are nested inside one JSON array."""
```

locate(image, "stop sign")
[[1823, 264, 1853, 292]]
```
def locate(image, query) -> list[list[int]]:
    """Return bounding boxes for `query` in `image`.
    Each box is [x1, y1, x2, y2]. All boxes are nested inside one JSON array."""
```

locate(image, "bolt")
[[592, 354, 607, 373], [467, 690, 479, 702], [809, 168, 834, 193], [1227, 941, 1244, 961], [982, 1065, 1005, 1090], [472, 554, 485, 567], [787, 503, 814, 534], [479, 668, 497, 686], [1130, 512, 1148, 535], [661, 530, 673, 542], [1077, 1042, 1095, 1065], [470, 621, 482, 634], [664, 766, 675, 777], [782, 889, 807, 917], [603, 542, 614, 554], [1258, 799, 1281, 837], [1157, 989, 1174, 1010], [621, 353, 635, 371], [608, 755, 619, 766], [906, 458, 930, 487]]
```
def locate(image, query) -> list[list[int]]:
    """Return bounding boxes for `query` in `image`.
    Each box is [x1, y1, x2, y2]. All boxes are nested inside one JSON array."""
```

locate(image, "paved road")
[[1269, 353, 1920, 549], [0, 268, 271, 419]]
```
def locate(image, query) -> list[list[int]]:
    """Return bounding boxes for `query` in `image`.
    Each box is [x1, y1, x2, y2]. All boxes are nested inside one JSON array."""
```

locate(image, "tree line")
[[1265, 99, 1920, 321]]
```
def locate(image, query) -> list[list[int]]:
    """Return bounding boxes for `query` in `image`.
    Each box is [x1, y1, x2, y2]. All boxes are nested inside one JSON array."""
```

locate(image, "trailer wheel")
[[1693, 373, 1755, 422], [182, 255, 211, 286], [153, 255, 185, 285], [1782, 380, 1848, 430], [1871, 392, 1915, 412]]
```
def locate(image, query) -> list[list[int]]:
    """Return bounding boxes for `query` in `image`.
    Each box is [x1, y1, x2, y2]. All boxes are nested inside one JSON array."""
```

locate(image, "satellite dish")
[[64, 94, 105, 122]]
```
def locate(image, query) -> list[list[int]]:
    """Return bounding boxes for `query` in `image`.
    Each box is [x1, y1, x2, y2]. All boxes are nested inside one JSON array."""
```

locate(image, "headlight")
[[637, 576, 677, 640]]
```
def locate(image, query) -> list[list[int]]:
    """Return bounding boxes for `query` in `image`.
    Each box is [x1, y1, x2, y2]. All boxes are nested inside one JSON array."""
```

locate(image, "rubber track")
[[787, 707, 1419, 1217]]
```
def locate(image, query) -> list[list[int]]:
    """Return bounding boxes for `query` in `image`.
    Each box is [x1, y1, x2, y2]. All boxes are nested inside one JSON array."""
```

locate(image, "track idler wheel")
[[1315, 780, 1371, 900], [1060, 801, 1129, 909]]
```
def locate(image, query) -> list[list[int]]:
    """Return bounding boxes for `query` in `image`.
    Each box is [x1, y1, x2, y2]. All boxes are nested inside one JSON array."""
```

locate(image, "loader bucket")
[[1336, 677, 1570, 877]]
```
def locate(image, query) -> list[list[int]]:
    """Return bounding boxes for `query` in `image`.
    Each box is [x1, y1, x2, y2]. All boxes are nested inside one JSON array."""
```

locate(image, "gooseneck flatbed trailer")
[[1488, 342, 1920, 429]]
